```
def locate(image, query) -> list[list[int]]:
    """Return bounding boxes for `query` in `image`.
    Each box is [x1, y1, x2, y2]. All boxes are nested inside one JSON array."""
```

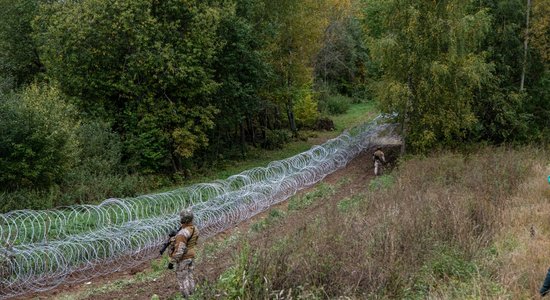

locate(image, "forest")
[[0, 0, 548, 212]]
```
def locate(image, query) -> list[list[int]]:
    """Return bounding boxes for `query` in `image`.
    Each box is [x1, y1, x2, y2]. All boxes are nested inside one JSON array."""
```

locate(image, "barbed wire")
[[0, 115, 400, 299]]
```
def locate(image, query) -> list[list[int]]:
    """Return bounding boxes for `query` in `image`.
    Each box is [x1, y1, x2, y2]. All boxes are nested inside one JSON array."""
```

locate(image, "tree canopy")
[[0, 0, 548, 210]]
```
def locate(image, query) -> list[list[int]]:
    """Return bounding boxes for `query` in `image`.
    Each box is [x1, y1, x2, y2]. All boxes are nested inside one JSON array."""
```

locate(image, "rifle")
[[159, 228, 180, 256]]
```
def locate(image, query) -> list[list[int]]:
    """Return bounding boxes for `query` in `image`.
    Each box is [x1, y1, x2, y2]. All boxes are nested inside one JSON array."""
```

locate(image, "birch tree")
[[363, 0, 493, 152]]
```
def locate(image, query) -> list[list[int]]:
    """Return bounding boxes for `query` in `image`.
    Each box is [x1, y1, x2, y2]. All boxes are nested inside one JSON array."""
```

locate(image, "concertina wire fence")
[[0, 114, 399, 299]]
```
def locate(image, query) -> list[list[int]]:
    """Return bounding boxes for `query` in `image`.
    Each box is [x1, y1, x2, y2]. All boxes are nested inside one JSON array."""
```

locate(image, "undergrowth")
[[194, 147, 547, 299]]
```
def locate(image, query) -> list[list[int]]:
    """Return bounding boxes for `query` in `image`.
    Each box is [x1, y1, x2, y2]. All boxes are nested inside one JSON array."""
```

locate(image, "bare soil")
[[21, 147, 399, 300]]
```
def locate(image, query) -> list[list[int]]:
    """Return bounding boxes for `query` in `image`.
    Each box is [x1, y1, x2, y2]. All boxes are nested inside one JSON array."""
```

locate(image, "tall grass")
[[196, 147, 548, 299]]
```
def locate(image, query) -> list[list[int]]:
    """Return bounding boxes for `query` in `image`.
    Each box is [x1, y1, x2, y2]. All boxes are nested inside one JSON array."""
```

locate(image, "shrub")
[[315, 117, 335, 131], [74, 120, 122, 175], [294, 91, 320, 128], [0, 188, 56, 212], [0, 83, 80, 190], [261, 129, 291, 150], [318, 94, 351, 115]]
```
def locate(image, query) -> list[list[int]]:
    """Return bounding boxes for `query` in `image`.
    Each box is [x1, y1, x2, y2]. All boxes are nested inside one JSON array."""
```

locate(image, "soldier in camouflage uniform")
[[372, 147, 386, 176], [169, 209, 199, 299]]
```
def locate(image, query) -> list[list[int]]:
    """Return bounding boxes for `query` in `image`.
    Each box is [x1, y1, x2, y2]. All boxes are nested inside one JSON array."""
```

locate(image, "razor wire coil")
[[0, 115, 399, 299]]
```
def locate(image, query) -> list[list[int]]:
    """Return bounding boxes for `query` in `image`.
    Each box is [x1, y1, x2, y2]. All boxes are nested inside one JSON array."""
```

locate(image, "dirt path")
[[22, 148, 398, 300]]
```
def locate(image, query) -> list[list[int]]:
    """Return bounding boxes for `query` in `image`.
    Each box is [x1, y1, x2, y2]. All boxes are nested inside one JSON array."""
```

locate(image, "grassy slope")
[[28, 101, 550, 299], [47, 147, 550, 300], [191, 147, 550, 299]]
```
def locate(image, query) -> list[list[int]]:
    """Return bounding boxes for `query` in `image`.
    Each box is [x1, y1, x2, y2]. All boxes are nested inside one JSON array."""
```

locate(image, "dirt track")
[[22, 147, 399, 300]]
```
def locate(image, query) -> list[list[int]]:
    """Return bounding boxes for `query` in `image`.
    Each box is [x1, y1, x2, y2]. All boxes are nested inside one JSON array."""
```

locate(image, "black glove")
[[167, 263, 174, 270]]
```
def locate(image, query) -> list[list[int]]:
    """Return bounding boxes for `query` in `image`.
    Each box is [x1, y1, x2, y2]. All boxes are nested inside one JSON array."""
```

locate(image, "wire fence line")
[[0, 115, 400, 299]]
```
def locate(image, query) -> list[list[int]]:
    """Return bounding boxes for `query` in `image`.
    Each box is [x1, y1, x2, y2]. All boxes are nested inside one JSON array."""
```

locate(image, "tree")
[[0, 83, 80, 190], [33, 0, 222, 172], [209, 0, 271, 156], [261, 0, 336, 133], [314, 1, 368, 97], [363, 0, 493, 152], [473, 0, 543, 143], [526, 0, 550, 140], [530, 0, 550, 64], [0, 0, 42, 88]]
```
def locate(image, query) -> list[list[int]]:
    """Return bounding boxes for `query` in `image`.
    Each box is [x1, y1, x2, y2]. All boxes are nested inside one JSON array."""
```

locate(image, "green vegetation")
[[337, 193, 365, 213], [43, 146, 550, 299], [288, 183, 335, 211], [3, 0, 545, 211], [191, 147, 548, 299], [363, 0, 549, 151], [368, 174, 395, 191], [2, 0, 548, 298], [0, 0, 372, 212], [250, 209, 286, 232]]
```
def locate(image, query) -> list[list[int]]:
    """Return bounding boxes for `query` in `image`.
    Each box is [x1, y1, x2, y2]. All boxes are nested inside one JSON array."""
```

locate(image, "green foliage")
[[315, 13, 369, 98], [212, 0, 270, 130], [33, 0, 222, 172], [337, 193, 365, 213], [0, 83, 80, 190], [74, 120, 122, 176], [261, 129, 291, 150], [195, 243, 263, 299], [406, 246, 479, 298], [251, 209, 286, 232], [319, 94, 352, 115], [293, 89, 320, 128], [262, 0, 332, 132], [364, 0, 493, 152], [0, 0, 41, 88], [469, 0, 531, 143], [0, 188, 55, 212]]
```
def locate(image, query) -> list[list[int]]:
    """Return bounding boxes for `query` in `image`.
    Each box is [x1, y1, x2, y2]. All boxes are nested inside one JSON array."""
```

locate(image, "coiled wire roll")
[[0, 115, 399, 299]]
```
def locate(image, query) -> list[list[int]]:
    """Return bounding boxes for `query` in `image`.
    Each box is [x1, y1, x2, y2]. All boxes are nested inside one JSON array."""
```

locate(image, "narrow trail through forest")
[[22, 147, 398, 300]]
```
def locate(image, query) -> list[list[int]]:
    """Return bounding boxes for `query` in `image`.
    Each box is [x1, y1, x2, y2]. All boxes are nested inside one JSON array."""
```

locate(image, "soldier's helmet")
[[179, 209, 194, 224]]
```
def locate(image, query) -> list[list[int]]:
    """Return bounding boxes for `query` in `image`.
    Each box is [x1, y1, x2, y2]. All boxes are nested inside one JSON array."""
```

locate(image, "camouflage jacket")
[[170, 224, 199, 263]]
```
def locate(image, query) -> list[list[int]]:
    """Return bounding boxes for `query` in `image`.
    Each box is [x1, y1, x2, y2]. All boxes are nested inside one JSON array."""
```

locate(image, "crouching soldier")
[[170, 209, 199, 299], [372, 147, 386, 176]]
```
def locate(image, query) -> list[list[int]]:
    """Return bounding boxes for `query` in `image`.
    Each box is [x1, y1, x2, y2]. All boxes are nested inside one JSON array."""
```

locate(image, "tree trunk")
[[240, 121, 246, 158], [274, 106, 282, 129], [247, 114, 256, 147], [286, 104, 297, 135], [520, 0, 531, 92]]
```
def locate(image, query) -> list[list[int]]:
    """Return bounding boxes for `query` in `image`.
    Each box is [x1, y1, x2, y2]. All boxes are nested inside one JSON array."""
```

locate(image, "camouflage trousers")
[[175, 259, 195, 298], [374, 160, 382, 176]]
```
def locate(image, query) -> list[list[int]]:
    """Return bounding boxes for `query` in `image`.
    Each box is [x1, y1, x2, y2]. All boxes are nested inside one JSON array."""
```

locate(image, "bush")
[[318, 94, 351, 115], [315, 117, 335, 131], [261, 129, 291, 150], [294, 91, 320, 128], [0, 173, 170, 212], [0, 188, 56, 212], [0, 83, 80, 190], [74, 120, 122, 176]]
